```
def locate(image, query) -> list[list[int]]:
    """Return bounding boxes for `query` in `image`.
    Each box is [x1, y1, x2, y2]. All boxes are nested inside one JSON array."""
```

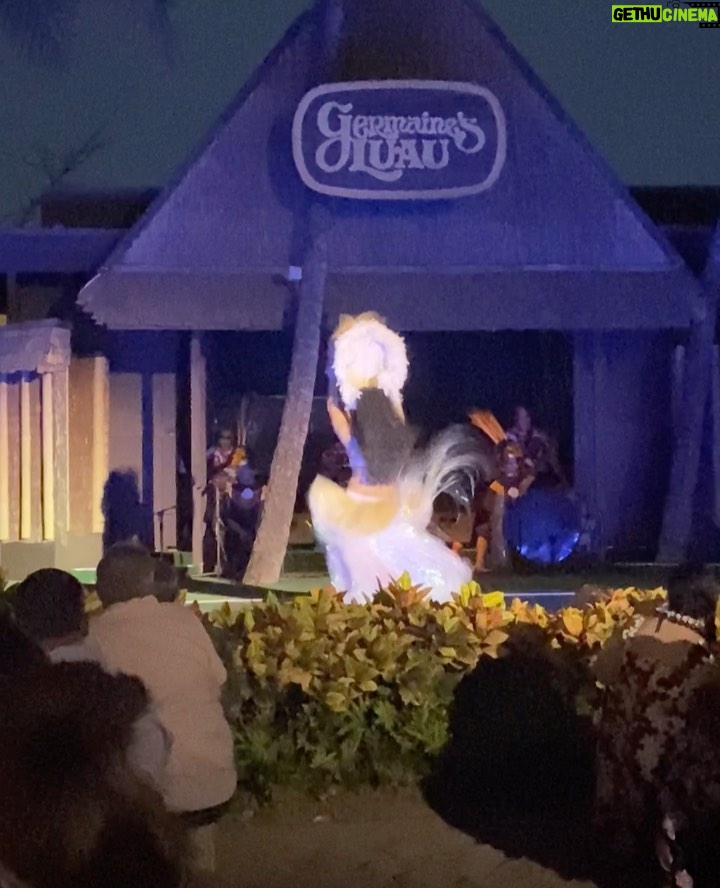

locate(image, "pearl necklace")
[[656, 604, 708, 636]]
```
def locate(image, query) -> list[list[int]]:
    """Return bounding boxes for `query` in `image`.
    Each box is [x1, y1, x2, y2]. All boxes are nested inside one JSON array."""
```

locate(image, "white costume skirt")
[[308, 476, 472, 603]]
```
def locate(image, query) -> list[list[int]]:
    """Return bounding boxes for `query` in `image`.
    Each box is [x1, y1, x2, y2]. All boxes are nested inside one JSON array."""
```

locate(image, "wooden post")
[[91, 356, 109, 535], [52, 367, 70, 546], [19, 375, 31, 540], [657, 281, 718, 562], [152, 373, 177, 551], [190, 333, 207, 572], [712, 346, 720, 528], [671, 345, 685, 439], [573, 333, 604, 555], [6, 274, 20, 322], [41, 372, 55, 540], [0, 378, 9, 541]]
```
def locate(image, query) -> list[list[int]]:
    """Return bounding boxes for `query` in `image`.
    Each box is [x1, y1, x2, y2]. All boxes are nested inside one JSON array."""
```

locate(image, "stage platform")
[[184, 560, 679, 614], [46, 550, 687, 616]]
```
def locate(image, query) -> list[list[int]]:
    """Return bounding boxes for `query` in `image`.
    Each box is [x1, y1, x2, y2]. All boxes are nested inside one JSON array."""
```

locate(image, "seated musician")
[[506, 406, 566, 489]]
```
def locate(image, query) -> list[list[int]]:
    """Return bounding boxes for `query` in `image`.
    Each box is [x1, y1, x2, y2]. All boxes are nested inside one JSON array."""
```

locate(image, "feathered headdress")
[[331, 313, 408, 414]]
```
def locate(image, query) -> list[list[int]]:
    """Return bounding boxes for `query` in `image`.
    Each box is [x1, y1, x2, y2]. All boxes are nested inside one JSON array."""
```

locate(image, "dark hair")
[[352, 388, 416, 485], [153, 560, 179, 603], [0, 612, 47, 676], [667, 563, 720, 624], [0, 656, 189, 886], [14, 569, 86, 643], [96, 542, 157, 607]]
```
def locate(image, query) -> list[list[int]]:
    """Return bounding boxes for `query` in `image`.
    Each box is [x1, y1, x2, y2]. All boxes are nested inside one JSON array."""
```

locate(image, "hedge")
[[1, 566, 666, 802], [199, 576, 665, 801]]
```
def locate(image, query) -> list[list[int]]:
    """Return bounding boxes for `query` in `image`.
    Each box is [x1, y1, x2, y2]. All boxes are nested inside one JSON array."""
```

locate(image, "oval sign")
[[292, 80, 507, 201]]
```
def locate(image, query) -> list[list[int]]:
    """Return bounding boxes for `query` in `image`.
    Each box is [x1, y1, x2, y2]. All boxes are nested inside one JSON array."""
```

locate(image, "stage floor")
[[186, 560, 673, 607], [58, 557, 679, 615], [185, 586, 578, 614]]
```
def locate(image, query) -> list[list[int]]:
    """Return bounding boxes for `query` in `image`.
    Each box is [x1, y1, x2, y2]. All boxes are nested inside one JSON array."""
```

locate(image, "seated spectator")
[[13, 568, 171, 794], [14, 568, 99, 663], [89, 542, 237, 871], [0, 613, 190, 888], [593, 564, 720, 885]]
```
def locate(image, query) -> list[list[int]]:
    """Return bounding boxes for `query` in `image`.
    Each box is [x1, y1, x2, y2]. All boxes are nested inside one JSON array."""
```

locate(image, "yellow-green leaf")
[[481, 591, 505, 609], [325, 691, 349, 712]]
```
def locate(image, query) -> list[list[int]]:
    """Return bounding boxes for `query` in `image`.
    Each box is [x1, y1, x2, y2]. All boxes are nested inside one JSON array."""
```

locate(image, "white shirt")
[[88, 597, 236, 813]]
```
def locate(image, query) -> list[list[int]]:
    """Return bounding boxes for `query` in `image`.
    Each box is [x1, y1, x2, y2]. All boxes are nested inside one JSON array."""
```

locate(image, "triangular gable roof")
[[80, 0, 698, 331]]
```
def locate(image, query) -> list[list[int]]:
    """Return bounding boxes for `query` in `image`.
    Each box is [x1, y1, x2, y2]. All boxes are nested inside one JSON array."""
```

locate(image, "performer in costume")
[[470, 409, 574, 570], [506, 406, 566, 490], [308, 313, 484, 602], [206, 427, 247, 485], [203, 421, 252, 575], [469, 410, 533, 572]]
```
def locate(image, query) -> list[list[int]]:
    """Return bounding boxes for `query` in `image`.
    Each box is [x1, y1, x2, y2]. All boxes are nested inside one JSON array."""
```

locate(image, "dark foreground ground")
[[213, 789, 596, 888], [208, 648, 664, 888]]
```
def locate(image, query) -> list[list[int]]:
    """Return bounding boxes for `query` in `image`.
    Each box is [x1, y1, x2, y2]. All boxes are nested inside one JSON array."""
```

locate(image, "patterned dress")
[[594, 619, 720, 885]]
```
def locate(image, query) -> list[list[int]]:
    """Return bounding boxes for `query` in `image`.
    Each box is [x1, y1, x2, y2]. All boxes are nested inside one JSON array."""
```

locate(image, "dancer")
[[308, 313, 484, 602]]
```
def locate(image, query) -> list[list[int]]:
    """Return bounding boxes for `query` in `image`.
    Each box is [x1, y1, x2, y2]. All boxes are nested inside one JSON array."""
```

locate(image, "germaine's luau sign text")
[[292, 81, 507, 201]]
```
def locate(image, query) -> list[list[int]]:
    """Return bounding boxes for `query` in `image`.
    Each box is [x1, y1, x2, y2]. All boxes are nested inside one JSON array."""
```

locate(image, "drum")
[[504, 488, 581, 566]]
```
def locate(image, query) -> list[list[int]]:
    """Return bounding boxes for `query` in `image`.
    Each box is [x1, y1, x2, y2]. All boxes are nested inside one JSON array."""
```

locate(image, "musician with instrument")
[[469, 407, 566, 572], [202, 425, 252, 575]]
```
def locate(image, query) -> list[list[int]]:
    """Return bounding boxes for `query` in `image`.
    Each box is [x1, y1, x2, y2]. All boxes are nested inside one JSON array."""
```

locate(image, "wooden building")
[[0, 321, 111, 578], [1, 0, 717, 578]]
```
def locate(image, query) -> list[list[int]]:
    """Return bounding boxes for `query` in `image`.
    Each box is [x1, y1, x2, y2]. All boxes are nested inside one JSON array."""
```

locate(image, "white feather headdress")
[[331, 313, 408, 413]]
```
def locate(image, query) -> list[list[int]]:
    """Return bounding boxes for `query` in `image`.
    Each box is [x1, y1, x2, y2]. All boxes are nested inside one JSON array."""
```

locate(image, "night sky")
[[0, 0, 718, 223]]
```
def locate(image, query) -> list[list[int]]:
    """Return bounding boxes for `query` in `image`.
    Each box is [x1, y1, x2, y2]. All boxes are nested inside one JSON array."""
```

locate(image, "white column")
[[52, 366, 70, 545], [19, 375, 31, 540], [41, 372, 55, 540], [0, 379, 9, 541]]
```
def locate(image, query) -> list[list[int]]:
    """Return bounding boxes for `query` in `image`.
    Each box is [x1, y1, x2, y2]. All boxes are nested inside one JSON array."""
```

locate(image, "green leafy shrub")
[[203, 577, 664, 801]]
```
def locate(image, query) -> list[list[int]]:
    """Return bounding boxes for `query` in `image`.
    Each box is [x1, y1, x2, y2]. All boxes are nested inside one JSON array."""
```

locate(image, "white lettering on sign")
[[292, 80, 507, 201], [314, 102, 488, 181]]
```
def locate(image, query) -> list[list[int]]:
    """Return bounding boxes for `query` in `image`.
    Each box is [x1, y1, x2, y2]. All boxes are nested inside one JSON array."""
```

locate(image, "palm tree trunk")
[[243, 0, 344, 587], [656, 281, 718, 562], [243, 235, 328, 585]]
